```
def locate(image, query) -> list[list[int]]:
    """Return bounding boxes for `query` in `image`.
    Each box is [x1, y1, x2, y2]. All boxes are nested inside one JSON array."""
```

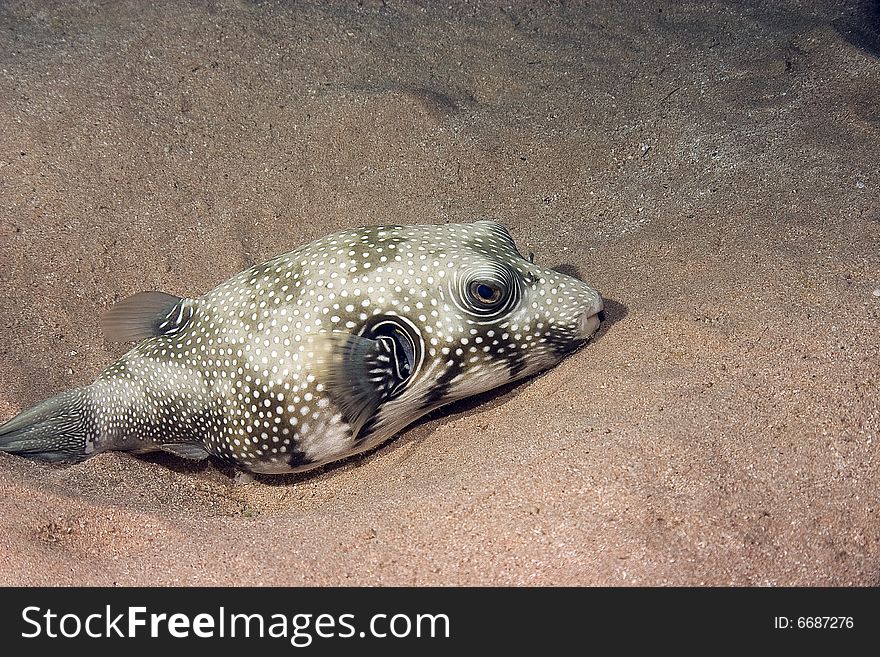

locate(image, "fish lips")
[[575, 294, 605, 340]]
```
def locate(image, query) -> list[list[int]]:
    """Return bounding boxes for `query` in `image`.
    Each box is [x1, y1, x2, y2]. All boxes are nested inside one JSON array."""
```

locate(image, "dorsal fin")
[[102, 291, 185, 342], [308, 332, 409, 439]]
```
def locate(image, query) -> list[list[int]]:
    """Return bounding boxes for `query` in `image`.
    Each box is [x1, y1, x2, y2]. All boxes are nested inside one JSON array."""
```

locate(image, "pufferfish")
[[0, 221, 603, 474]]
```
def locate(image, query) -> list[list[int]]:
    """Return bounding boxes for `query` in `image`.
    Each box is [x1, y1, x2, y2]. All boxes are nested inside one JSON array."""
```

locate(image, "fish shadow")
[[593, 296, 628, 338], [134, 451, 218, 476], [550, 262, 584, 280]]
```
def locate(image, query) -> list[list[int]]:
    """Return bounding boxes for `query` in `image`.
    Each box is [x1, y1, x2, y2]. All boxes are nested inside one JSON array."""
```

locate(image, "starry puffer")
[[0, 221, 603, 474]]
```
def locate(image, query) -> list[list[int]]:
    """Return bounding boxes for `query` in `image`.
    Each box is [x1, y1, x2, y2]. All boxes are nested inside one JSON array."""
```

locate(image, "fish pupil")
[[471, 281, 502, 305]]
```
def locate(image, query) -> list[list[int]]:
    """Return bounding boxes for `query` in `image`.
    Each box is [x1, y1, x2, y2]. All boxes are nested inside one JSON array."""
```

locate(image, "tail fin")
[[0, 388, 95, 462]]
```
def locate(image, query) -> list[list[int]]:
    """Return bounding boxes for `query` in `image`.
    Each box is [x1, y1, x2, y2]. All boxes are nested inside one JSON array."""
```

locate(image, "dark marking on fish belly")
[[506, 349, 528, 379], [419, 360, 464, 410], [211, 449, 244, 468], [548, 334, 581, 359], [286, 446, 312, 469]]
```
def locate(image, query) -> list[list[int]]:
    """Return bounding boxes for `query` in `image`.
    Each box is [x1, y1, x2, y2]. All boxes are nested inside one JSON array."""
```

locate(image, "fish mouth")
[[575, 296, 604, 340]]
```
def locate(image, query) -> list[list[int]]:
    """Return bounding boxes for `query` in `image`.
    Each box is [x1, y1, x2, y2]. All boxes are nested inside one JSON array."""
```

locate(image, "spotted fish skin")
[[0, 221, 603, 474]]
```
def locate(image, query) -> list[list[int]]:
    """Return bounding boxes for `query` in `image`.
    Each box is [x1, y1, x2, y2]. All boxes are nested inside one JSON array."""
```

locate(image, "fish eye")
[[469, 280, 503, 305]]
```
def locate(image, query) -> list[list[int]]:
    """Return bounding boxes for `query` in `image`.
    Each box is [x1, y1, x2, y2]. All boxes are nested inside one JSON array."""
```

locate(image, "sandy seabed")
[[0, 0, 878, 585]]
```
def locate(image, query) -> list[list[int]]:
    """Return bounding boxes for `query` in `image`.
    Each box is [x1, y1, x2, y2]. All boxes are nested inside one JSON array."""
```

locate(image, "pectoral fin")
[[307, 332, 405, 440]]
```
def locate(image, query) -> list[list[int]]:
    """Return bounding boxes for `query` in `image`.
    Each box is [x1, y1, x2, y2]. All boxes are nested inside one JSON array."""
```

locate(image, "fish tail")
[[0, 387, 97, 462]]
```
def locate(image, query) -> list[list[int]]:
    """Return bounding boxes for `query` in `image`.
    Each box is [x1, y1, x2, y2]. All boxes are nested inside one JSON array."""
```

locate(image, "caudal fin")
[[0, 388, 95, 462]]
